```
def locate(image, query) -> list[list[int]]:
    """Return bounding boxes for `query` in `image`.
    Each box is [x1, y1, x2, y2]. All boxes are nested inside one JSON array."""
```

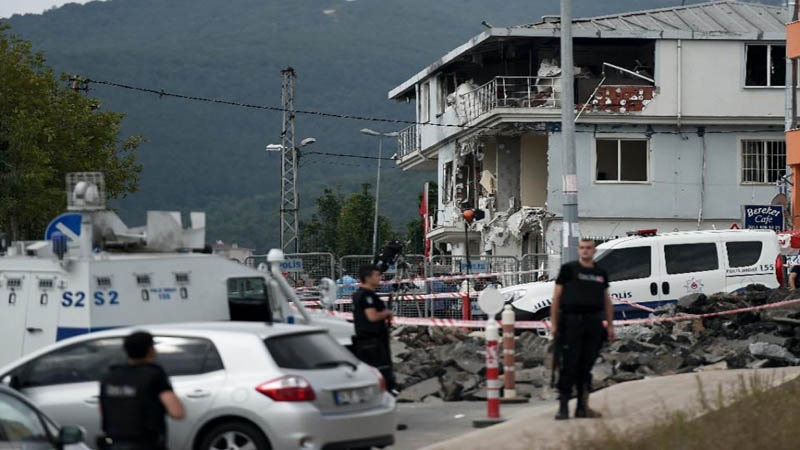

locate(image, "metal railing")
[[459, 76, 561, 124], [396, 124, 419, 159]]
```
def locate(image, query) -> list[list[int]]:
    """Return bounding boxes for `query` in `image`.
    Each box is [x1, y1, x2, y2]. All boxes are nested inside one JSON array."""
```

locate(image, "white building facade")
[[389, 1, 791, 271]]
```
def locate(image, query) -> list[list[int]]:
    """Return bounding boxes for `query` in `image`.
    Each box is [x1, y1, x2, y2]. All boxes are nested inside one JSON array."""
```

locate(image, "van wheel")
[[532, 307, 551, 321], [197, 421, 271, 450]]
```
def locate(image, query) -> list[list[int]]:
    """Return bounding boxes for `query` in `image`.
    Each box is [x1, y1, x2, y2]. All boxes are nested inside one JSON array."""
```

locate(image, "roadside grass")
[[567, 373, 800, 450]]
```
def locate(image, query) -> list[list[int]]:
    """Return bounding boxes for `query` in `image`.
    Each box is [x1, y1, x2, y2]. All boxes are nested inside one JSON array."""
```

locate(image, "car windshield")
[[264, 331, 358, 370]]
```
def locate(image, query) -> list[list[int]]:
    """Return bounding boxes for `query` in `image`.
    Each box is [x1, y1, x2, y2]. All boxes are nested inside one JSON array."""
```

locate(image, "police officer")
[[550, 238, 615, 420], [352, 264, 397, 393], [99, 331, 185, 450]]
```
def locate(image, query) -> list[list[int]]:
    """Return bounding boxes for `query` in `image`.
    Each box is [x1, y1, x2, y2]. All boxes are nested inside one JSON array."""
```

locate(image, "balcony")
[[459, 76, 561, 124], [396, 124, 419, 159]]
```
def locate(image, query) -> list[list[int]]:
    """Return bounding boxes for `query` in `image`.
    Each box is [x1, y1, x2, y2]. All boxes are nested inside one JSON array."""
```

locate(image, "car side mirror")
[[0, 374, 20, 390], [58, 425, 85, 446]]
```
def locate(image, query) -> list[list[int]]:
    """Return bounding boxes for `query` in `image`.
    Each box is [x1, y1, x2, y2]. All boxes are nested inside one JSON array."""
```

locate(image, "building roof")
[[389, 1, 789, 99], [517, 1, 788, 36]]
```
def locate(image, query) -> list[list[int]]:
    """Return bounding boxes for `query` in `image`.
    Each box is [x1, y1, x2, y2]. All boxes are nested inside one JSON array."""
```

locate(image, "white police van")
[[0, 173, 349, 367], [502, 229, 782, 320]]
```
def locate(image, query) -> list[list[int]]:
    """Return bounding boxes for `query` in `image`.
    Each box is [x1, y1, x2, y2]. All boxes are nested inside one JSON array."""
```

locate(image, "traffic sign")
[[44, 213, 82, 242], [477, 286, 505, 315]]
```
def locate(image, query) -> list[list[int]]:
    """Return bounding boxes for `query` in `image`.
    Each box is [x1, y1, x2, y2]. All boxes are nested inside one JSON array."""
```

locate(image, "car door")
[[659, 240, 726, 301], [595, 244, 659, 319], [152, 336, 226, 450], [0, 391, 57, 450], [14, 337, 125, 447]]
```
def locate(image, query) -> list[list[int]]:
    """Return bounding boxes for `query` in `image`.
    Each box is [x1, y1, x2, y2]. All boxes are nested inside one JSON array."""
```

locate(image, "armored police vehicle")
[[0, 173, 348, 367], [502, 229, 782, 321]]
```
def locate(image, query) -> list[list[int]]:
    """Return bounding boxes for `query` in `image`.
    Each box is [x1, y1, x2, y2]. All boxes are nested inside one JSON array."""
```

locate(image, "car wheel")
[[197, 421, 271, 450]]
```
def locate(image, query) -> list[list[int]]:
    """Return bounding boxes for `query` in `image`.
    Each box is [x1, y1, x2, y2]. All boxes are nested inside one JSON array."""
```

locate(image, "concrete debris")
[[390, 285, 800, 402]]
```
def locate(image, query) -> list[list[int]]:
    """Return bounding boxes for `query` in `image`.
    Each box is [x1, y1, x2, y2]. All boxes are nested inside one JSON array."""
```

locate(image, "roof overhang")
[[388, 27, 786, 100]]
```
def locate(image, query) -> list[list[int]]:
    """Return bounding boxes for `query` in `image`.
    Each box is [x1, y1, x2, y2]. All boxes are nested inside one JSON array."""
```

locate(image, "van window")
[[665, 243, 719, 274], [227, 277, 267, 305], [597, 247, 651, 282], [726, 241, 763, 268]]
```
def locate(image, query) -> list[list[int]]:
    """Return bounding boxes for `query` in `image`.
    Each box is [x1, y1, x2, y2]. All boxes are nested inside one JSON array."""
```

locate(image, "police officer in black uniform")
[[99, 331, 185, 450], [352, 264, 397, 393], [550, 238, 615, 420]]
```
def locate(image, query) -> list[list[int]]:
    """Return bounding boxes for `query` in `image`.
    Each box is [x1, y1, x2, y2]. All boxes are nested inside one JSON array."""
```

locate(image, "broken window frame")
[[744, 43, 787, 88], [594, 137, 650, 184], [442, 161, 454, 203], [740, 138, 786, 185], [420, 81, 431, 123]]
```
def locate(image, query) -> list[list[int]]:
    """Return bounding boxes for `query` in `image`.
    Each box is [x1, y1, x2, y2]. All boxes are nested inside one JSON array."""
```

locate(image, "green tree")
[[299, 187, 345, 253], [335, 184, 395, 256], [0, 25, 141, 239]]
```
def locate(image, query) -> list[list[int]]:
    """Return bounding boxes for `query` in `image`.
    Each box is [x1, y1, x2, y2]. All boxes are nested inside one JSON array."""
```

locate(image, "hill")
[[4, 0, 780, 250]]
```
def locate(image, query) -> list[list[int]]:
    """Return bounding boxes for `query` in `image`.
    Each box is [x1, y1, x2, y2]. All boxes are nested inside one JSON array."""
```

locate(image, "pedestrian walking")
[[98, 331, 185, 450], [550, 238, 615, 420], [352, 264, 397, 394]]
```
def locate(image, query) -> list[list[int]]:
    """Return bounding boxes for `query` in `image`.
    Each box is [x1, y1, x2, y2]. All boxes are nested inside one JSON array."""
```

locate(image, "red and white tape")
[[302, 291, 479, 307], [306, 297, 800, 331], [334, 269, 545, 288]]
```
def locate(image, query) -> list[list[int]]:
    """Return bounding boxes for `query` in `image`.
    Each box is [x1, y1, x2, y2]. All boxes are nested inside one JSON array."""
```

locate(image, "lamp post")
[[360, 128, 399, 256]]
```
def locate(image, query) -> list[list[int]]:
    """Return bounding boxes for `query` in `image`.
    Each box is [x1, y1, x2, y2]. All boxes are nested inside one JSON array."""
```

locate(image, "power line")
[[304, 151, 393, 161], [302, 159, 398, 169], [84, 78, 490, 131]]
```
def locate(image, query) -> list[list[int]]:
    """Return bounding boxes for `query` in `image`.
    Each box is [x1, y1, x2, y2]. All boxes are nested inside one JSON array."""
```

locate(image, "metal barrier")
[[429, 255, 520, 319], [245, 252, 336, 290], [520, 253, 550, 283], [338, 254, 428, 316]]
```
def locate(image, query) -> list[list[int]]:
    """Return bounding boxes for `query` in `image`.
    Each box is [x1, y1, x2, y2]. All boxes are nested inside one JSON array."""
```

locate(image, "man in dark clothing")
[[352, 264, 396, 393], [99, 331, 185, 450], [550, 238, 615, 420], [789, 264, 800, 289]]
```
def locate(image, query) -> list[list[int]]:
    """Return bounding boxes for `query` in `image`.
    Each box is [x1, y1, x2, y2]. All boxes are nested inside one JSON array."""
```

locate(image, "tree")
[[299, 187, 345, 253], [335, 184, 395, 256], [0, 25, 141, 239]]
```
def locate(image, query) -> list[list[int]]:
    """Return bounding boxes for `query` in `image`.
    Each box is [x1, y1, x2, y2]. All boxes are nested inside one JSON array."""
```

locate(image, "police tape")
[[305, 297, 800, 330]]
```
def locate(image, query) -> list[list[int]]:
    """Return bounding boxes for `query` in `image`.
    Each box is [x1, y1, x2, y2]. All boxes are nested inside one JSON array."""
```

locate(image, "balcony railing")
[[397, 124, 419, 159], [459, 76, 561, 124]]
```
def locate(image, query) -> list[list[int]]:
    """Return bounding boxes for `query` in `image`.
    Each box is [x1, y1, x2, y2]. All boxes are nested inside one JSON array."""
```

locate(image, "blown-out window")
[[595, 139, 649, 182], [745, 44, 786, 87]]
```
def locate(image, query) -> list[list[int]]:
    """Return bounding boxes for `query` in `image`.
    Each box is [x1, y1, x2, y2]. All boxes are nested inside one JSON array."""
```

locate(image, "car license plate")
[[334, 387, 374, 405]]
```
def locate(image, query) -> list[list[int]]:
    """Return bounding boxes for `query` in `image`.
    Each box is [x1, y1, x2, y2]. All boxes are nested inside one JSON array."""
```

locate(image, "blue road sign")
[[44, 213, 83, 241]]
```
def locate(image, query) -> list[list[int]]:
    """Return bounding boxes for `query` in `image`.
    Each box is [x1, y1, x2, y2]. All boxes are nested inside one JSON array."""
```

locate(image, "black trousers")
[[354, 334, 397, 391], [556, 312, 605, 399]]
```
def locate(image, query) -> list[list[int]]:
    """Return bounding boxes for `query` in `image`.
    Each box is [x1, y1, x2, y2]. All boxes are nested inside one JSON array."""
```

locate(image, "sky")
[[0, 0, 99, 18]]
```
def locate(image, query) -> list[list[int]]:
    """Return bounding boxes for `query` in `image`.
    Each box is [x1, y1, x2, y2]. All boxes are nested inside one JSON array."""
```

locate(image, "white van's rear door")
[[658, 240, 726, 302]]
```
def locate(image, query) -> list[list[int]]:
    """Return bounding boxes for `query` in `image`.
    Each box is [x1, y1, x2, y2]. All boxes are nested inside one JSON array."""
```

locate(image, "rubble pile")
[[390, 286, 800, 403]]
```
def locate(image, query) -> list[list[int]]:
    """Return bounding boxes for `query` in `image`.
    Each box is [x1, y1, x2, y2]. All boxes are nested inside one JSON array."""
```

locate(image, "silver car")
[[0, 385, 90, 450], [0, 323, 396, 450]]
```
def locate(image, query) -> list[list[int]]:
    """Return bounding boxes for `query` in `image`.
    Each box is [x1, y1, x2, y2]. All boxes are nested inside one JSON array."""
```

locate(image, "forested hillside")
[[4, 0, 780, 250]]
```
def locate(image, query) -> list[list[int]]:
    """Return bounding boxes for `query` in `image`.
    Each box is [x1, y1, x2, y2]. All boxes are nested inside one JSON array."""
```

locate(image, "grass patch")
[[568, 373, 800, 450]]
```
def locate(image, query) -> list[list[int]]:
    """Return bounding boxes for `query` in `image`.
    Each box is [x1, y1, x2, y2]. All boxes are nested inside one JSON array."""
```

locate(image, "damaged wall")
[[496, 136, 521, 211], [520, 134, 548, 208]]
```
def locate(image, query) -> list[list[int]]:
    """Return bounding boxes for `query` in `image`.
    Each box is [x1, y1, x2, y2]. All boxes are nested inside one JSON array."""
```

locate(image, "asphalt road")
[[388, 400, 552, 450]]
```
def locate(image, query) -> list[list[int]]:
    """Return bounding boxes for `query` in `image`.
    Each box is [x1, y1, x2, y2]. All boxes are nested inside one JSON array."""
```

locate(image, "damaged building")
[[389, 0, 790, 272]]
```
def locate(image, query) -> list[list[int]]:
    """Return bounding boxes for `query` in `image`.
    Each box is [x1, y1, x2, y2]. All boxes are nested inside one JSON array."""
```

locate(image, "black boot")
[[575, 385, 602, 419], [555, 395, 570, 420]]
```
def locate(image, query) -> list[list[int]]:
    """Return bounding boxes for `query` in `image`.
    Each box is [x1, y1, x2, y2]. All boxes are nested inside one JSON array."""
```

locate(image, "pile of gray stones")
[[391, 285, 800, 403]]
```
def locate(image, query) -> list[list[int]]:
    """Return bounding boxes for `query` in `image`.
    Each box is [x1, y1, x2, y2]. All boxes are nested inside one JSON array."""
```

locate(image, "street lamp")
[[360, 128, 399, 256]]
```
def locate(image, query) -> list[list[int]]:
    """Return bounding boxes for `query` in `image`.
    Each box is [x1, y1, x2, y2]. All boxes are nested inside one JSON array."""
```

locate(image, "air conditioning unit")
[[66, 172, 106, 211]]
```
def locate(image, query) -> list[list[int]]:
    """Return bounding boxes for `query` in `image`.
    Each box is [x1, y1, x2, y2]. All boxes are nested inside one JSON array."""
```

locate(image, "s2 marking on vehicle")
[[62, 290, 120, 307]]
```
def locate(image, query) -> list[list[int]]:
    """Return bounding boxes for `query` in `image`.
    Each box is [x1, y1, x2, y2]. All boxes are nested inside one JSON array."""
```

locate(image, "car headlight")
[[502, 289, 527, 304]]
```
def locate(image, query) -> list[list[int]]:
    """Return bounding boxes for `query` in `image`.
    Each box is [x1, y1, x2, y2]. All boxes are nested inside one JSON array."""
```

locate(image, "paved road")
[[388, 400, 552, 450]]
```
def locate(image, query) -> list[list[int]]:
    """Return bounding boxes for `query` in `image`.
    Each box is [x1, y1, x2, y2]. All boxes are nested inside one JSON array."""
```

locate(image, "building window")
[[745, 44, 786, 87], [595, 139, 648, 182], [420, 81, 430, 123], [741, 139, 786, 184], [443, 161, 453, 203]]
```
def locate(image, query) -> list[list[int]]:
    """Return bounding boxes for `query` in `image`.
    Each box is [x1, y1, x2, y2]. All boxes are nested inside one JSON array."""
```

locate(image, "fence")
[[244, 252, 558, 319], [459, 76, 561, 123]]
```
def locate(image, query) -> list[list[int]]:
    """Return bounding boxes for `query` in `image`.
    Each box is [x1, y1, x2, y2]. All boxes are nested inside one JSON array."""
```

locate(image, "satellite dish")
[[772, 193, 788, 208]]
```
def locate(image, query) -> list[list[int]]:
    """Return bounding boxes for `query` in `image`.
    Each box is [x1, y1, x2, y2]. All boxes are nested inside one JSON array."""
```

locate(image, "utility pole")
[[280, 67, 299, 254], [560, 0, 579, 263]]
